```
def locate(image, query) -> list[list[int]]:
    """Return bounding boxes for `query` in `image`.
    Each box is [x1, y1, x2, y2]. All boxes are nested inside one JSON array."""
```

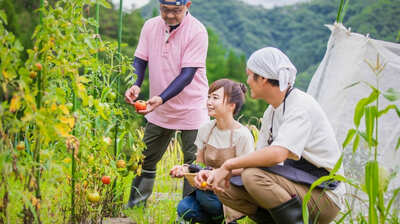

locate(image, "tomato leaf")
[[0, 10, 7, 25]]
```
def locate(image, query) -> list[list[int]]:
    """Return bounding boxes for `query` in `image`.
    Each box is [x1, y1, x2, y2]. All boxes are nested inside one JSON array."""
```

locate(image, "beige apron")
[[202, 123, 245, 222]]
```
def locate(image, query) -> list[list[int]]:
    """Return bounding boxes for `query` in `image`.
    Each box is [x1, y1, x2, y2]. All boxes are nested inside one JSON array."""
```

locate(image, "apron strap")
[[230, 128, 233, 147], [205, 122, 217, 144]]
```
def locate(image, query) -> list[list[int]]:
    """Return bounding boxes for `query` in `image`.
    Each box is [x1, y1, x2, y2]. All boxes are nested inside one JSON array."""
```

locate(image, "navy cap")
[[159, 0, 188, 6]]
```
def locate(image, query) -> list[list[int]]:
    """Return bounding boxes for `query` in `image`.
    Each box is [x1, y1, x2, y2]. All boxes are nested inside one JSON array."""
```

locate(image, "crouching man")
[[197, 47, 345, 224]]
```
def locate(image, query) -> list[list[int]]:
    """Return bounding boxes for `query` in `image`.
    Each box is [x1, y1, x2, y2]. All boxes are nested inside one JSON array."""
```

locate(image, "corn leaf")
[[378, 105, 396, 117], [383, 88, 400, 102], [383, 188, 400, 221], [365, 161, 379, 224], [359, 131, 377, 147], [331, 154, 343, 175], [343, 129, 356, 148], [353, 134, 360, 154], [344, 81, 360, 89], [365, 106, 377, 147], [354, 90, 378, 127]]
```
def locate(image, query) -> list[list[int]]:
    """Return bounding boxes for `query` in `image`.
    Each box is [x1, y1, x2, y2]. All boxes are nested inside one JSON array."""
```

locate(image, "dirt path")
[[103, 217, 136, 224]]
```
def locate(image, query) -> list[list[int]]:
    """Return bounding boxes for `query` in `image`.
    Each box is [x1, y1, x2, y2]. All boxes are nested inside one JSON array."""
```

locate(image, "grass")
[[122, 131, 256, 224]]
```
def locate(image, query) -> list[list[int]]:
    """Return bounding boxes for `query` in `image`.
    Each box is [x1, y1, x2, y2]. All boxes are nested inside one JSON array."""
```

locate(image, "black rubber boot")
[[249, 207, 276, 224], [270, 196, 306, 224], [126, 174, 155, 208]]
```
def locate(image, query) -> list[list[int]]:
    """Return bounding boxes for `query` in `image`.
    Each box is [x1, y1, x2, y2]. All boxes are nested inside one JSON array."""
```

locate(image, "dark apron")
[[231, 156, 339, 190]]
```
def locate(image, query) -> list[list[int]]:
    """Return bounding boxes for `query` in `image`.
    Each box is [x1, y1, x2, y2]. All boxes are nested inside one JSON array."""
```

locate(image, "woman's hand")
[[169, 165, 188, 178], [194, 170, 212, 190]]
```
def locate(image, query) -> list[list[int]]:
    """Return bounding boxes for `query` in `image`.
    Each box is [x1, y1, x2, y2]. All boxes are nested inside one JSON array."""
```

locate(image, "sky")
[[110, 0, 150, 11]]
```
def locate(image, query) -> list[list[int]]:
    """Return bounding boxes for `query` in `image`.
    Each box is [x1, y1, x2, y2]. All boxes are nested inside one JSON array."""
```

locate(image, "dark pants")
[[177, 190, 224, 223], [142, 122, 198, 170], [141, 122, 198, 195]]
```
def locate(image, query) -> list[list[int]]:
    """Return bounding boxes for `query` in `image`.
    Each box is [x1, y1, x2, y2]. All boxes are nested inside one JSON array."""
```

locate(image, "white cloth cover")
[[247, 47, 297, 91], [307, 23, 400, 187]]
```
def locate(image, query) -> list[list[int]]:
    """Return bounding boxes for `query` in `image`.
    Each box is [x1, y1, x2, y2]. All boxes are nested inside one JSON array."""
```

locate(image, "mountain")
[[141, 0, 400, 76]]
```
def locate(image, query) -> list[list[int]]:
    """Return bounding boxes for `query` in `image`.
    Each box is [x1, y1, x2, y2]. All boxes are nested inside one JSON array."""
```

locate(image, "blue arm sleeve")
[[133, 57, 148, 87], [159, 67, 197, 103]]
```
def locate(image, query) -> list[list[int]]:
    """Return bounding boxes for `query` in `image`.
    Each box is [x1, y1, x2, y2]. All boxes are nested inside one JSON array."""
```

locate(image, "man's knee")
[[241, 168, 274, 193]]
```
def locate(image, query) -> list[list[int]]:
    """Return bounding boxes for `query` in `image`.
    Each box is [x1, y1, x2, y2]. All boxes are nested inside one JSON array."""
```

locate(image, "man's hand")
[[169, 165, 188, 178], [194, 170, 212, 190], [208, 165, 232, 194], [125, 85, 141, 105], [137, 96, 163, 115]]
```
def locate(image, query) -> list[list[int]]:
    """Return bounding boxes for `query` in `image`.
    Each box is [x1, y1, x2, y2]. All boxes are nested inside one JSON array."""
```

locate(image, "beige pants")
[[216, 168, 340, 224]]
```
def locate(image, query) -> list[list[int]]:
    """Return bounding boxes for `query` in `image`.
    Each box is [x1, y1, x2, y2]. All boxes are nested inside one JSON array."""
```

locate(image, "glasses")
[[160, 6, 184, 15]]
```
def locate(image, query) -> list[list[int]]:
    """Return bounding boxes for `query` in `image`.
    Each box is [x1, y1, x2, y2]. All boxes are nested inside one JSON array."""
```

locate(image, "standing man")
[[200, 47, 345, 223], [124, 0, 209, 208]]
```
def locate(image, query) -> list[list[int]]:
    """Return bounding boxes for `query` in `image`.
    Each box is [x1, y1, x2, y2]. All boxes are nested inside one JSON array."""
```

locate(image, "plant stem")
[[71, 91, 77, 223], [375, 77, 379, 161], [336, 0, 345, 23]]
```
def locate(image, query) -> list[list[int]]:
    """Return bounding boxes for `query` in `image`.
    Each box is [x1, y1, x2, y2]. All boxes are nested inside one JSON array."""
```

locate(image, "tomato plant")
[[0, 0, 146, 222]]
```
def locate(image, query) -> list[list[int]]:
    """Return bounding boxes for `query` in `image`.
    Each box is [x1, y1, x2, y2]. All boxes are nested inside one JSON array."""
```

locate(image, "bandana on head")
[[159, 0, 188, 6], [247, 47, 297, 92]]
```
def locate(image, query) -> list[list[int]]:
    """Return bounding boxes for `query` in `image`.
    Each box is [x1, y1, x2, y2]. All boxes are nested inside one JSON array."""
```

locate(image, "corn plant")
[[302, 54, 400, 224]]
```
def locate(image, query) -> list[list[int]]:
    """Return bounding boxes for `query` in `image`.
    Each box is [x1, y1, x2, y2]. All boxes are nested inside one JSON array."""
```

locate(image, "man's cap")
[[159, 0, 188, 6]]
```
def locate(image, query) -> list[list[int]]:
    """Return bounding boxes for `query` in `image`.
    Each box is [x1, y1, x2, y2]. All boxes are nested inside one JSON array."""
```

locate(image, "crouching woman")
[[170, 79, 255, 223]]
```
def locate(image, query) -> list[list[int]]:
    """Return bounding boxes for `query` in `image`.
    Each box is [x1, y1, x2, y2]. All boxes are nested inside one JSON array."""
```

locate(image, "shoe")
[[270, 196, 306, 224], [126, 174, 155, 208], [249, 207, 275, 224]]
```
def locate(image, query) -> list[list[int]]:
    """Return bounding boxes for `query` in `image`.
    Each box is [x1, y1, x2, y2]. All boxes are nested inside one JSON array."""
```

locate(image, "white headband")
[[247, 47, 297, 91]]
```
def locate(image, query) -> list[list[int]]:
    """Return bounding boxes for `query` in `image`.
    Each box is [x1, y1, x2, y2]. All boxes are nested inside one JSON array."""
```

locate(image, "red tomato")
[[34, 63, 42, 71], [16, 142, 25, 151], [134, 100, 147, 111], [101, 176, 111, 185]]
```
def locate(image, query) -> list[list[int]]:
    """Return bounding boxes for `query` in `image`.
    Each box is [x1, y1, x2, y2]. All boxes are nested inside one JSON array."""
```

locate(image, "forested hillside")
[[142, 0, 400, 90]]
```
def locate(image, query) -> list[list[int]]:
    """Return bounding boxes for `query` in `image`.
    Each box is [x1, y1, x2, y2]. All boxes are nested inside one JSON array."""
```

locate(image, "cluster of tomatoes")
[[87, 160, 127, 203]]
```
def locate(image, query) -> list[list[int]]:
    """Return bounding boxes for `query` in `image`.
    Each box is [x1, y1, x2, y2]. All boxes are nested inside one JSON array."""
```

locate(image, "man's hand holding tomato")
[[125, 85, 163, 115], [207, 164, 233, 194], [139, 96, 163, 115]]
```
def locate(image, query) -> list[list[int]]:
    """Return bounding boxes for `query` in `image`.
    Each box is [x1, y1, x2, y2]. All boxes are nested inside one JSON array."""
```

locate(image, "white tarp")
[[307, 23, 400, 186]]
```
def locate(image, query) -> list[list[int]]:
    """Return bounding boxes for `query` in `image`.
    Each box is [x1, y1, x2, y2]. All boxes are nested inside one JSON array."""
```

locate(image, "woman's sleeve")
[[236, 128, 255, 157]]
